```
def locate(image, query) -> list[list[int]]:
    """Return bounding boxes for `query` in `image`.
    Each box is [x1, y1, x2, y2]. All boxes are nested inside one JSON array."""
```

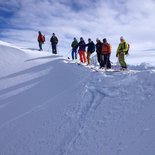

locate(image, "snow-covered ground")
[[0, 41, 155, 155]]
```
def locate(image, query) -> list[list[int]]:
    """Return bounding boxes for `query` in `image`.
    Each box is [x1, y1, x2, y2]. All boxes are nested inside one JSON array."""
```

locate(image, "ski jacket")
[[78, 40, 86, 51], [38, 34, 44, 43], [71, 40, 78, 50], [50, 36, 58, 45], [101, 43, 111, 55], [116, 41, 128, 56], [86, 41, 95, 53], [96, 41, 102, 53]]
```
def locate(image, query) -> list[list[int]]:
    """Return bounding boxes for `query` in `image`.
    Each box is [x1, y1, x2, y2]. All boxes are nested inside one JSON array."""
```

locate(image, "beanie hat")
[[103, 38, 107, 43], [120, 36, 124, 40]]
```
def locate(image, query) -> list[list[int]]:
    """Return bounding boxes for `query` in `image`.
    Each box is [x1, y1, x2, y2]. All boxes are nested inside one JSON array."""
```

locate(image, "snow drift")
[[0, 41, 155, 155]]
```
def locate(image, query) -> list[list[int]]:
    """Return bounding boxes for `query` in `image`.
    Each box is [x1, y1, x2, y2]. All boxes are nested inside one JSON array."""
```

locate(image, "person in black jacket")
[[50, 33, 58, 54], [96, 38, 102, 67], [85, 38, 95, 65]]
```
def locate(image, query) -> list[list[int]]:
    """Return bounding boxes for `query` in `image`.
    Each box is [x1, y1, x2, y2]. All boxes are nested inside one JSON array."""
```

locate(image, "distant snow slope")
[[0, 41, 155, 155]]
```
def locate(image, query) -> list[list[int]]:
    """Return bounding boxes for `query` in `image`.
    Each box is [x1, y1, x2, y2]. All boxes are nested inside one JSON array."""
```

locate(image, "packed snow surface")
[[0, 41, 155, 155]]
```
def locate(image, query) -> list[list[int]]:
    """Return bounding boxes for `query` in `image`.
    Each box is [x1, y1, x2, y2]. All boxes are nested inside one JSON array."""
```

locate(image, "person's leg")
[[119, 53, 127, 68], [79, 51, 83, 62], [103, 54, 107, 67], [52, 44, 57, 54], [39, 42, 42, 50], [87, 51, 91, 65], [97, 52, 100, 63], [100, 55, 104, 68], [52, 44, 55, 54], [55, 45, 57, 54], [75, 49, 77, 59], [83, 51, 86, 63], [72, 50, 74, 59], [106, 54, 111, 69], [97, 53, 102, 67]]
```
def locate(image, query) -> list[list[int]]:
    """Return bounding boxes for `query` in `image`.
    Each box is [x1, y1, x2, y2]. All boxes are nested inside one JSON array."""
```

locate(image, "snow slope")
[[0, 41, 155, 155]]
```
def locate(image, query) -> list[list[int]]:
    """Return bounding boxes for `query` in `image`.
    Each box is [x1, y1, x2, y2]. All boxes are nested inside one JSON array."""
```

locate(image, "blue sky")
[[0, 0, 155, 53]]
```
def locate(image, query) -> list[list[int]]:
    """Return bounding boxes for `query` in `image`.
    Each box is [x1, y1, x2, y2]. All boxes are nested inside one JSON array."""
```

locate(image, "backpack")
[[101, 43, 111, 54], [124, 42, 130, 55], [42, 35, 45, 43]]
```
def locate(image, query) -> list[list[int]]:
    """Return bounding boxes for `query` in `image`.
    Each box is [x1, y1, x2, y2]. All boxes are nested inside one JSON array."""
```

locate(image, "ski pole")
[[65, 49, 72, 59]]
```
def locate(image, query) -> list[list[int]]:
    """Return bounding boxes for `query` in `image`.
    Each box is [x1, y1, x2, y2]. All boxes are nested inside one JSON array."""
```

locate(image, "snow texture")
[[0, 41, 155, 155]]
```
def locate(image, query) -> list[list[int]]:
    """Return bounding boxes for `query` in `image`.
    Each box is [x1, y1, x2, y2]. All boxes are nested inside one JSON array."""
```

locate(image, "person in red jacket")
[[101, 38, 112, 69], [38, 31, 45, 51]]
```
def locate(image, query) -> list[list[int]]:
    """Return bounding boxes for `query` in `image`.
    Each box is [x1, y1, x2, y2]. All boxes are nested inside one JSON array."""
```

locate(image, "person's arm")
[[71, 42, 73, 48], [116, 43, 121, 57], [38, 35, 40, 42], [50, 37, 52, 43], [56, 37, 58, 44]]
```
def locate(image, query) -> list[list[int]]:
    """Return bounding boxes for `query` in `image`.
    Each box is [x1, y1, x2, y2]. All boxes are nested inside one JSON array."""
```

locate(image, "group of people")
[[71, 36, 128, 69], [71, 37, 95, 65], [38, 31, 129, 70], [37, 31, 58, 54]]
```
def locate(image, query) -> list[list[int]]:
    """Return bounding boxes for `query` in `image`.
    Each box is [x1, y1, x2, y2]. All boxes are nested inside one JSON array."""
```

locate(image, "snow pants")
[[101, 53, 111, 69], [39, 41, 43, 50], [118, 53, 127, 68], [87, 51, 92, 65], [79, 50, 86, 63], [96, 52, 101, 66], [52, 44, 57, 54], [72, 49, 77, 60]]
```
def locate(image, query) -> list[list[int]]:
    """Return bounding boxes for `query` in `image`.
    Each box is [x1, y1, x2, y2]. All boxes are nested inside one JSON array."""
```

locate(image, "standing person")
[[101, 38, 112, 69], [85, 38, 95, 65], [37, 31, 45, 51], [71, 37, 78, 60], [116, 36, 128, 69], [78, 37, 86, 63], [50, 33, 58, 54], [96, 38, 102, 67]]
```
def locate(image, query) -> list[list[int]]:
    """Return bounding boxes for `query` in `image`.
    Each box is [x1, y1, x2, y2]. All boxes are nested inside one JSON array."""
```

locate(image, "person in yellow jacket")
[[116, 36, 128, 69]]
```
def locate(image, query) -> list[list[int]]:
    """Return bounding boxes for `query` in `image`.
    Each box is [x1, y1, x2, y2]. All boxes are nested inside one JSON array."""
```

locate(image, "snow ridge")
[[0, 42, 155, 155]]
